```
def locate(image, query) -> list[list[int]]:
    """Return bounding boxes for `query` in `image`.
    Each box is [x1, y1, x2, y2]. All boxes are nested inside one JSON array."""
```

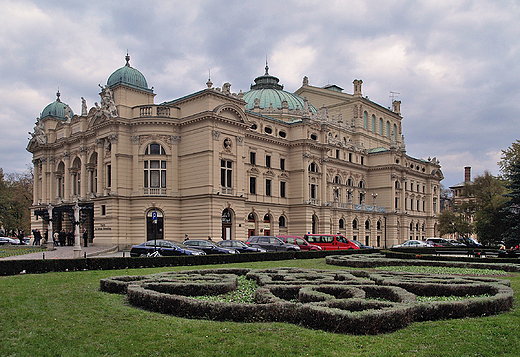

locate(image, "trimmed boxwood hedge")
[[100, 267, 514, 335], [326, 253, 520, 272], [0, 249, 376, 276]]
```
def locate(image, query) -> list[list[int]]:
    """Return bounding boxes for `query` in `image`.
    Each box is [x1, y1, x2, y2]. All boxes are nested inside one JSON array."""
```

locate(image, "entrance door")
[[146, 210, 164, 241], [221, 209, 232, 240]]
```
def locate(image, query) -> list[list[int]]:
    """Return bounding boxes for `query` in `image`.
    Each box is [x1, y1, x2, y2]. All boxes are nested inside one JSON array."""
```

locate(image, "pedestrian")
[[184, 234, 189, 240], [66, 230, 73, 246], [17, 230, 24, 245], [207, 236, 212, 241], [33, 229, 42, 245], [43, 229, 48, 244], [83, 228, 88, 247], [53, 230, 59, 246], [59, 230, 66, 246]]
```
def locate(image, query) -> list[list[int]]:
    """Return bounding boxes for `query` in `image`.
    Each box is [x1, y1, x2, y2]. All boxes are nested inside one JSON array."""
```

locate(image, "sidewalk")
[[0, 245, 125, 260]]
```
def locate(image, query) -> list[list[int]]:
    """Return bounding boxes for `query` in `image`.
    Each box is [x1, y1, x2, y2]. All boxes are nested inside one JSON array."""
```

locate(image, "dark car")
[[218, 240, 267, 253], [425, 237, 451, 247], [277, 235, 322, 251], [352, 240, 375, 249], [245, 236, 301, 252], [183, 239, 239, 254], [130, 239, 206, 257]]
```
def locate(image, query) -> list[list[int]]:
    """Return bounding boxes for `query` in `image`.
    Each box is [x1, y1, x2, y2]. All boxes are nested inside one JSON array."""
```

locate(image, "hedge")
[[100, 267, 514, 335]]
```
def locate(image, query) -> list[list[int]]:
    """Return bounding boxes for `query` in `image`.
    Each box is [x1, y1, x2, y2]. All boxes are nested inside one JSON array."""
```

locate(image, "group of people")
[[50, 228, 89, 247]]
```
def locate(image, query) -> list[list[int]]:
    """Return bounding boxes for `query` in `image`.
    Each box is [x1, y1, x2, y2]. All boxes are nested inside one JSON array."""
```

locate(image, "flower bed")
[[100, 267, 513, 335]]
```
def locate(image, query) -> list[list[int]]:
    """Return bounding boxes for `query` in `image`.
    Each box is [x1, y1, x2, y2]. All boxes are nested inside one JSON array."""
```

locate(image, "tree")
[[498, 139, 520, 179], [501, 160, 520, 248], [0, 167, 33, 236], [463, 171, 508, 246], [437, 209, 473, 239]]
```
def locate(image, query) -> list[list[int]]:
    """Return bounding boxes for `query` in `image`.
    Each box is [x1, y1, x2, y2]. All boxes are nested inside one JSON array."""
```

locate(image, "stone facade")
[[27, 57, 443, 249]]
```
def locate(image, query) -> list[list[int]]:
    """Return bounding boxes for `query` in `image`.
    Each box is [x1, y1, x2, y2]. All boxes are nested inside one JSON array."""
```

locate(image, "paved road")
[[0, 245, 128, 260]]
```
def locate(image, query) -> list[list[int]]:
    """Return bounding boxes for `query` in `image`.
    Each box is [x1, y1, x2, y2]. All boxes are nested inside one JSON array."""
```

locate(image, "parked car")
[[303, 234, 359, 250], [182, 239, 239, 254], [458, 237, 482, 247], [391, 240, 431, 248], [352, 240, 375, 249], [446, 239, 466, 246], [130, 239, 206, 257], [425, 237, 452, 247], [277, 235, 322, 251], [0, 237, 27, 245], [245, 236, 301, 252], [218, 240, 267, 253]]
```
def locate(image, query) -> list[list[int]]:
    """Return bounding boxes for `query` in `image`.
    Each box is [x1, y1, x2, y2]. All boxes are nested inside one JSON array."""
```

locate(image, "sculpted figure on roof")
[[29, 118, 47, 145]]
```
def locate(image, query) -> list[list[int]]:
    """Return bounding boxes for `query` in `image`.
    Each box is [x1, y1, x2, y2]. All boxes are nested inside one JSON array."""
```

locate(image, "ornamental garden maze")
[[100, 267, 513, 335]]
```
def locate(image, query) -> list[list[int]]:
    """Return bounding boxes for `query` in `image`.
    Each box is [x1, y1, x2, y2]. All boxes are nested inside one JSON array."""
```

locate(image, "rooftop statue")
[[29, 118, 47, 145]]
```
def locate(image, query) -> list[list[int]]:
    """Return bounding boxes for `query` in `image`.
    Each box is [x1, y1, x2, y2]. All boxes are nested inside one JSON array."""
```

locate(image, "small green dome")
[[41, 91, 74, 120], [107, 54, 152, 92], [243, 64, 316, 113]]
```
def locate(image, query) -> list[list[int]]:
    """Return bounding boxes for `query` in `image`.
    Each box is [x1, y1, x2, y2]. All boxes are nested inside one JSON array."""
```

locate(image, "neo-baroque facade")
[[28, 56, 443, 249]]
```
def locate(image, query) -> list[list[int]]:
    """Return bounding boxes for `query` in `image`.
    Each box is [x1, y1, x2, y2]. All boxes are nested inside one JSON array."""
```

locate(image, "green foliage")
[[501, 160, 520, 247], [0, 167, 33, 235], [498, 139, 520, 178], [437, 209, 473, 239]]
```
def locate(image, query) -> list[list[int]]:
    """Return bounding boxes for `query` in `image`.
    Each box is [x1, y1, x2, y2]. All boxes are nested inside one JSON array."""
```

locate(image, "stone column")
[[320, 157, 327, 205], [32, 159, 39, 205], [63, 152, 71, 201], [96, 139, 104, 196], [302, 153, 310, 201], [80, 146, 87, 199], [109, 135, 118, 195], [41, 157, 48, 203]]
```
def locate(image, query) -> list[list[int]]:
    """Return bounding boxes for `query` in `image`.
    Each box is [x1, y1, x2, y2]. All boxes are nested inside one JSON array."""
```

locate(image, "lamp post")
[[46, 204, 55, 251], [372, 192, 378, 206], [72, 202, 83, 259]]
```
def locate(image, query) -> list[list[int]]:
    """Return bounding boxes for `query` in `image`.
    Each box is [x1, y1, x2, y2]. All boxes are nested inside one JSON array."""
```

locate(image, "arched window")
[[386, 121, 390, 138], [410, 222, 413, 231], [352, 219, 358, 230], [365, 220, 370, 230], [358, 181, 365, 189], [377, 221, 381, 230], [393, 124, 397, 141], [333, 176, 341, 184], [395, 180, 400, 189], [145, 143, 166, 155], [309, 162, 319, 172], [379, 118, 383, 135], [279, 216, 286, 227], [339, 218, 345, 229], [363, 111, 368, 129], [372, 114, 376, 132], [347, 178, 353, 186]]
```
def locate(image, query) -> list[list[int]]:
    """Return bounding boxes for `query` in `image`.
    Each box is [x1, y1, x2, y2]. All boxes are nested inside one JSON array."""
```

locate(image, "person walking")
[[33, 229, 42, 245], [83, 228, 88, 247]]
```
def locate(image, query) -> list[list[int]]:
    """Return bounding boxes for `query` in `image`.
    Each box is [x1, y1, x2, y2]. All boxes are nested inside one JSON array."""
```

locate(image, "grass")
[[0, 258, 519, 356], [375, 265, 509, 276], [0, 245, 45, 258]]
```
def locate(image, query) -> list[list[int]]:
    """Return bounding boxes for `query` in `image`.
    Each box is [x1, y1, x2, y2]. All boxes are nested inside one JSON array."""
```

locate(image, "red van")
[[303, 234, 359, 250]]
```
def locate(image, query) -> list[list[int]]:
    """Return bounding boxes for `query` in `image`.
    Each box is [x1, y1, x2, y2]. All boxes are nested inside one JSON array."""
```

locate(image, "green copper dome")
[[41, 91, 74, 121], [107, 54, 152, 92], [243, 64, 317, 113]]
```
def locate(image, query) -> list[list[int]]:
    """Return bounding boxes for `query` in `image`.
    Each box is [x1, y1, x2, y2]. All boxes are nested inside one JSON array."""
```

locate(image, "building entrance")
[[146, 210, 163, 241]]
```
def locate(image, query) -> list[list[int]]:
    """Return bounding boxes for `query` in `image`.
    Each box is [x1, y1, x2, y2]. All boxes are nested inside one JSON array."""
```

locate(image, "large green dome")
[[107, 54, 152, 92], [243, 64, 316, 113], [41, 91, 74, 121]]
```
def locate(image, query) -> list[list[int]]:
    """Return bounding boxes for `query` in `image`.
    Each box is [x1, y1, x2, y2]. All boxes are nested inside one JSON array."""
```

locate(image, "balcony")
[[143, 188, 167, 196], [138, 106, 172, 117]]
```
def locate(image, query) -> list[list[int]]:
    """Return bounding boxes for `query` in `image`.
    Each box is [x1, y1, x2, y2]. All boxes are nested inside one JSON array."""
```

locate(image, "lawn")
[[1, 258, 519, 356]]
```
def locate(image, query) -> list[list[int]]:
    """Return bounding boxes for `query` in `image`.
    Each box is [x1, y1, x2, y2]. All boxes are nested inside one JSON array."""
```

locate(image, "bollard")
[[84, 252, 87, 259], [43, 253, 45, 260], [122, 251, 125, 258]]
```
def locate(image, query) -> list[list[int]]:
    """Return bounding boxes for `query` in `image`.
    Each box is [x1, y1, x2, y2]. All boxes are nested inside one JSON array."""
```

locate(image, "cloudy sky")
[[1, 0, 519, 188]]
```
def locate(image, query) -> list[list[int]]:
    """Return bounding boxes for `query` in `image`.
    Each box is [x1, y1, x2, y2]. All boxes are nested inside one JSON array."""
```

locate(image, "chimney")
[[353, 79, 363, 97], [464, 166, 471, 182]]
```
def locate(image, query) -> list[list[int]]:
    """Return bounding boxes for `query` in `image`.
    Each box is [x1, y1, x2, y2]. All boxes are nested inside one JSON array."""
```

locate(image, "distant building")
[[27, 56, 443, 249], [448, 166, 477, 240]]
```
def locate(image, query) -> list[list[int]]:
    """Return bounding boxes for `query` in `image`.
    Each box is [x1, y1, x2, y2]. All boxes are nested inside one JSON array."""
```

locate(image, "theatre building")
[[28, 55, 443, 249]]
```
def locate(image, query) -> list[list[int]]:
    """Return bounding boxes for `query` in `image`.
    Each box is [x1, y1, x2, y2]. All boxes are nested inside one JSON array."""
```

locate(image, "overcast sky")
[[1, 0, 519, 188]]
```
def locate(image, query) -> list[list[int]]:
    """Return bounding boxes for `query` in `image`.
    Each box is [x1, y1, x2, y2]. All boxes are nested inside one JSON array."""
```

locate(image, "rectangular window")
[[360, 157, 364, 165], [395, 197, 398, 209], [310, 184, 317, 199], [349, 153, 352, 162], [249, 177, 256, 194], [336, 150, 340, 159], [250, 152, 256, 165], [101, 205, 106, 216], [280, 181, 286, 198], [266, 155, 271, 168], [221, 160, 232, 188], [266, 179, 271, 196], [280, 158, 285, 170], [107, 165, 111, 187]]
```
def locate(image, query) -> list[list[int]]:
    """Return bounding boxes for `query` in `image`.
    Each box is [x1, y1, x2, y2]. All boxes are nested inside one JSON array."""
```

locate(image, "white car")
[[391, 240, 431, 248], [0, 237, 26, 245]]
